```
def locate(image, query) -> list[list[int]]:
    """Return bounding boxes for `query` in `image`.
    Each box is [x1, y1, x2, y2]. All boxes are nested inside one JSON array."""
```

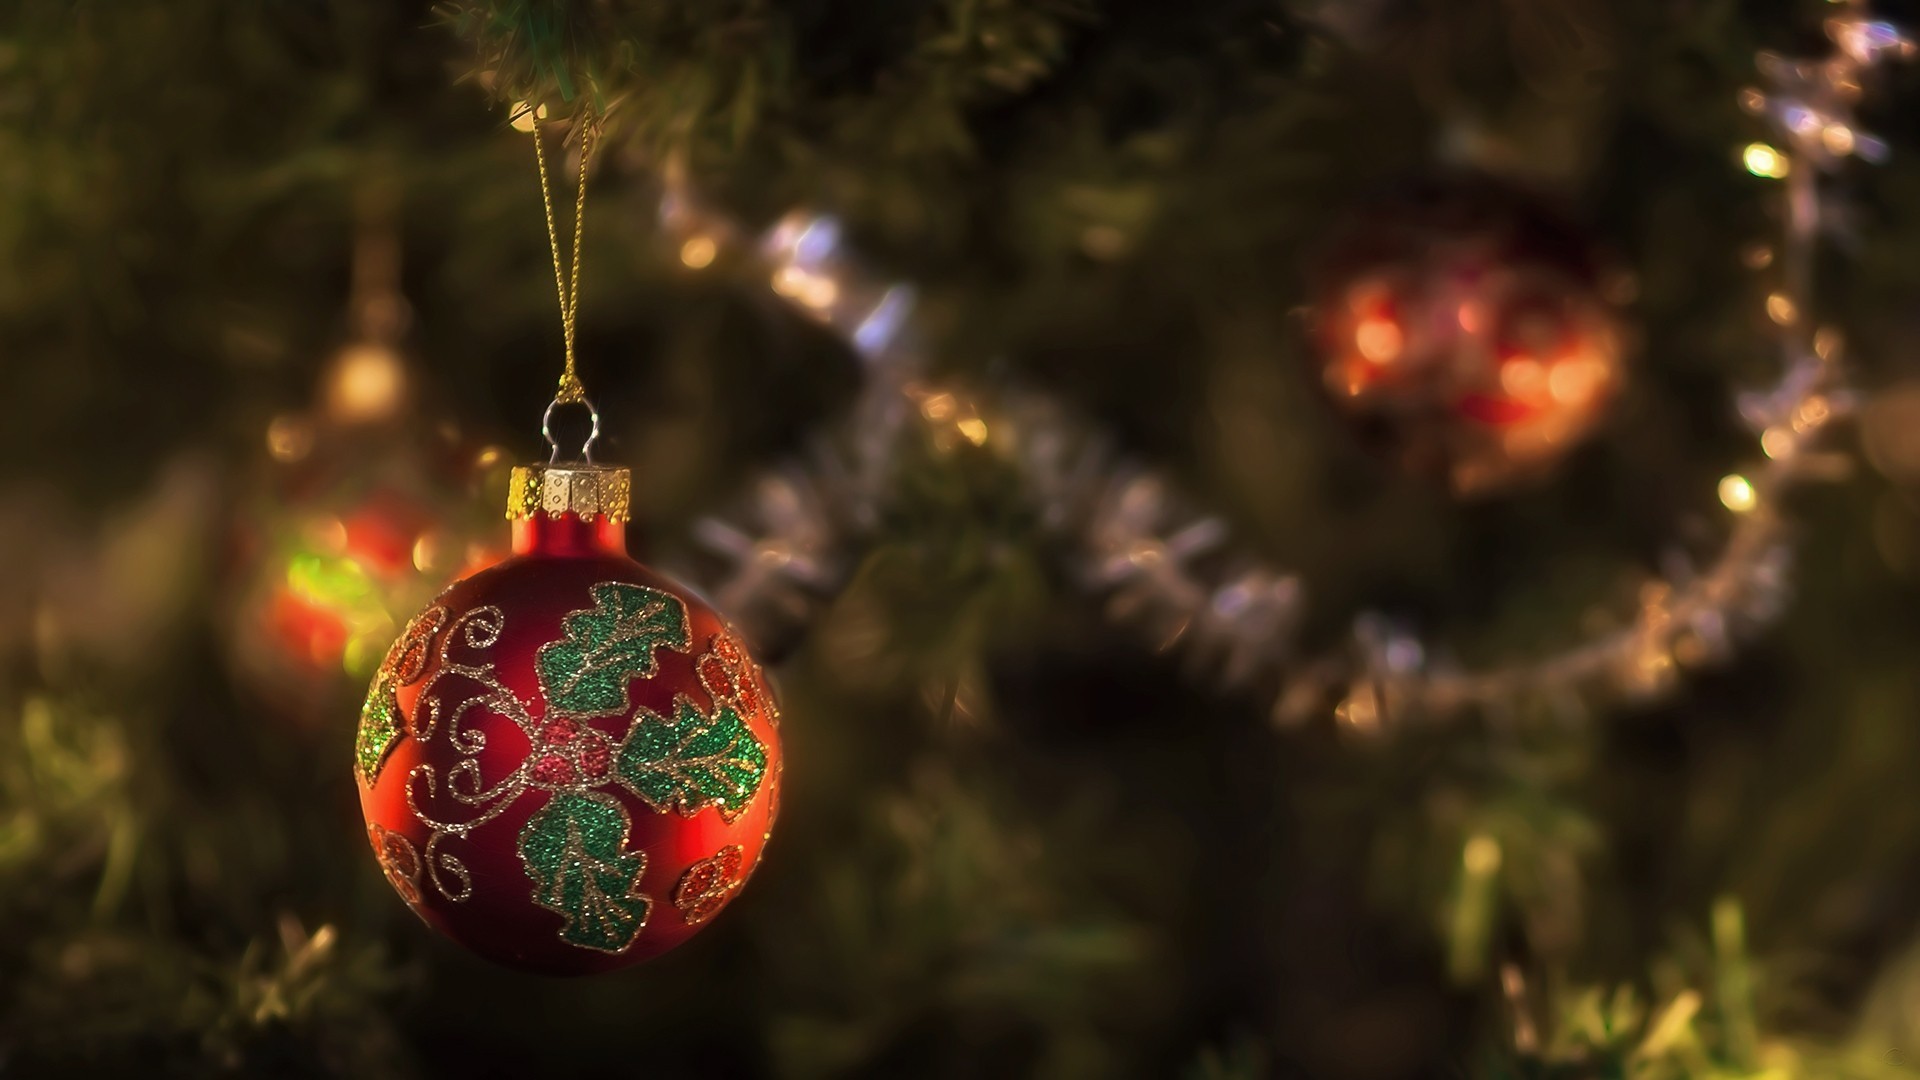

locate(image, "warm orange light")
[[1345, 280, 1391, 314], [1327, 363, 1370, 398], [956, 417, 989, 446], [918, 391, 957, 422], [1457, 301, 1486, 334], [1355, 316, 1404, 364], [1548, 356, 1608, 406], [1718, 474, 1757, 513], [680, 235, 717, 269], [308, 515, 349, 555], [772, 267, 839, 310], [509, 101, 547, 133], [411, 532, 442, 574], [1744, 142, 1790, 179], [326, 342, 405, 422], [1766, 293, 1798, 326], [1500, 357, 1547, 401], [1796, 395, 1832, 430], [1463, 834, 1503, 875], [266, 414, 314, 463]]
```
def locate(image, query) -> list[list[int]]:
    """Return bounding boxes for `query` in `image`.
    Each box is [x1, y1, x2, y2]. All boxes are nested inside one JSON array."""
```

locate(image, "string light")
[[325, 342, 406, 422], [1463, 834, 1503, 875], [679, 235, 717, 269], [1765, 293, 1798, 326], [324, 185, 411, 424], [1355, 316, 1404, 363], [1743, 142, 1791, 178], [508, 101, 547, 134], [1718, 474, 1758, 513], [654, 187, 925, 641]]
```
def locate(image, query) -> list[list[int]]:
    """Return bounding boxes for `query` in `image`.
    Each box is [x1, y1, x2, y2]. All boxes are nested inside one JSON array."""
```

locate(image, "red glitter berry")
[[540, 716, 581, 745], [737, 675, 762, 715], [531, 754, 578, 787], [579, 741, 611, 779]]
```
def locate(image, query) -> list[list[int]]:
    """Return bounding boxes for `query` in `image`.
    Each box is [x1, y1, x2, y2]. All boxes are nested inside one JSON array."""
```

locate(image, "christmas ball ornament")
[[357, 105, 779, 972], [355, 459, 782, 973], [1312, 176, 1627, 495]]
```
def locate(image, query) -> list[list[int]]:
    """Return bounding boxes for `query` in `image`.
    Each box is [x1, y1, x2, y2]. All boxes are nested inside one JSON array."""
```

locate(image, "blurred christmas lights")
[[230, 196, 510, 712], [647, 150, 924, 646], [324, 342, 406, 423], [637, 5, 1908, 726], [324, 185, 413, 424]]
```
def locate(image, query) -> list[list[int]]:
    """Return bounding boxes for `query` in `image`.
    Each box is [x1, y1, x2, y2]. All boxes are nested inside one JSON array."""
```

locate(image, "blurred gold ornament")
[[266, 414, 315, 463], [324, 342, 407, 423]]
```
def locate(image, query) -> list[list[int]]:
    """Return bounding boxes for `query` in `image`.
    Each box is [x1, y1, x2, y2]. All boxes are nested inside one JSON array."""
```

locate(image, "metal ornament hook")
[[541, 395, 602, 464]]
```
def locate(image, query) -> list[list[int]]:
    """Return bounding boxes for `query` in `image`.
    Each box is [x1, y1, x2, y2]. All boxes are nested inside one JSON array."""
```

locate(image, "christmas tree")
[[5, 0, 1920, 1075]]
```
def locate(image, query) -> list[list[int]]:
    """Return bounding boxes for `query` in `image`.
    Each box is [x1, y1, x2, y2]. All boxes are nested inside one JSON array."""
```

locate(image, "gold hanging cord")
[[531, 110, 600, 405]]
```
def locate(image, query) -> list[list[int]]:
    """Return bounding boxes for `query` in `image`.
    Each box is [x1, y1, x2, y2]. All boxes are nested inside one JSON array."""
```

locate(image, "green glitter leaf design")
[[518, 791, 651, 954], [536, 583, 690, 719], [614, 697, 767, 821], [355, 677, 402, 785]]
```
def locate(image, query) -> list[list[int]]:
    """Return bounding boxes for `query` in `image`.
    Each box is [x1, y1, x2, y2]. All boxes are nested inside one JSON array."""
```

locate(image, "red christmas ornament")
[[1313, 176, 1627, 495], [226, 416, 512, 724], [355, 460, 782, 974]]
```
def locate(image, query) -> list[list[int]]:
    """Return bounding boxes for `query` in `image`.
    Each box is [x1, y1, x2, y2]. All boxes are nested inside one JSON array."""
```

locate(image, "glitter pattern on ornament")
[[356, 460, 782, 974]]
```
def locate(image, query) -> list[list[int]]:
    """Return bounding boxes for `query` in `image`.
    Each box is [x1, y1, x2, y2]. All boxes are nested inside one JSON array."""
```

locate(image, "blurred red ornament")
[[355, 461, 781, 974], [225, 416, 513, 720], [1312, 176, 1628, 495]]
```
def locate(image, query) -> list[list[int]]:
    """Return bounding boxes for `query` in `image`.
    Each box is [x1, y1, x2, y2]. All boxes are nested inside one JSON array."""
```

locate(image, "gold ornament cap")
[[506, 462, 632, 524]]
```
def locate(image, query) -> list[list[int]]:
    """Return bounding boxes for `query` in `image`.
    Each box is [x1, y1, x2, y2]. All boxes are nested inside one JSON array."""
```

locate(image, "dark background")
[[5, 0, 1920, 1076]]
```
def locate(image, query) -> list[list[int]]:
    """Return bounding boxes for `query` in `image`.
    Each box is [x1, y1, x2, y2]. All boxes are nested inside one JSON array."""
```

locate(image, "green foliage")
[[0, 686, 416, 1075], [440, 0, 1090, 155], [813, 417, 1053, 727], [6, 919, 413, 1077], [438, 0, 788, 142], [0, 696, 137, 920], [763, 766, 1151, 1079], [1475, 901, 1917, 1080]]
